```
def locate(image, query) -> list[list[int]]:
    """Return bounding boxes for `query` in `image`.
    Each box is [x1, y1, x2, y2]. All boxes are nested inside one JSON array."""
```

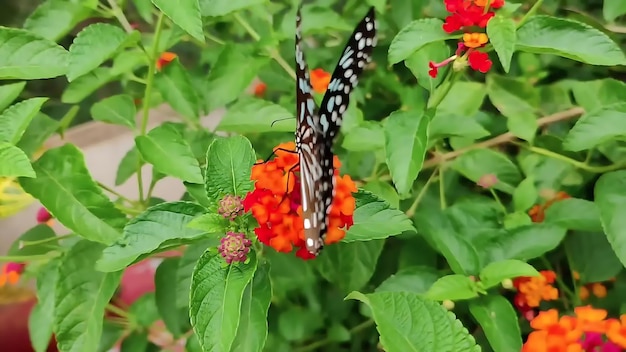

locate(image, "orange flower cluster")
[[310, 68, 331, 94], [573, 271, 614, 301], [523, 306, 626, 352], [156, 52, 177, 71], [529, 191, 571, 223], [243, 142, 356, 259], [0, 263, 25, 286], [513, 270, 559, 321]]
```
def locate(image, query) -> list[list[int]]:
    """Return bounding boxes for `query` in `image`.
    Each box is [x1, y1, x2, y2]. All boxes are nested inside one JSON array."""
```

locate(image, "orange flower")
[[523, 309, 583, 352], [463, 32, 489, 48], [156, 52, 177, 71], [572, 270, 612, 301], [253, 82, 267, 97], [514, 270, 559, 308], [310, 68, 331, 93], [0, 262, 25, 286], [529, 191, 571, 223], [606, 315, 626, 348], [243, 142, 356, 259]]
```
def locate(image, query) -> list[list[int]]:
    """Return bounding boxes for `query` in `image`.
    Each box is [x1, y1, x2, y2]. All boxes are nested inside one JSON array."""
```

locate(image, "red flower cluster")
[[513, 270, 560, 321], [429, 0, 503, 78], [243, 142, 356, 259]]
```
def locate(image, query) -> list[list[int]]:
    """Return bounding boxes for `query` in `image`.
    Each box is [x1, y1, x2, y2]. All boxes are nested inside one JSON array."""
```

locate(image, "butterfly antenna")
[[270, 117, 296, 127]]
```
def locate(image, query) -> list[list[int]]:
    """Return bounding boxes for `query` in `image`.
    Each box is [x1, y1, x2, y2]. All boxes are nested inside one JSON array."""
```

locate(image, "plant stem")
[[519, 144, 626, 174], [106, 0, 135, 33], [106, 303, 131, 319], [405, 169, 439, 218], [233, 13, 297, 79], [98, 182, 135, 204], [517, 0, 543, 28], [489, 189, 508, 214], [20, 234, 73, 247], [0, 252, 59, 263], [294, 319, 374, 352], [439, 164, 447, 210], [540, 256, 579, 306]]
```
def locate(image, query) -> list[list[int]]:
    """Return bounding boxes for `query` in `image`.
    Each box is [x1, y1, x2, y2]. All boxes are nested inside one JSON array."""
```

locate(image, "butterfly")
[[295, 6, 377, 256]]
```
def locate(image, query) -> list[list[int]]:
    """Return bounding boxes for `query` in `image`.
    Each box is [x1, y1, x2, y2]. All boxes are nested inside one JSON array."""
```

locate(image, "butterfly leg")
[[254, 148, 298, 165], [277, 162, 300, 206]]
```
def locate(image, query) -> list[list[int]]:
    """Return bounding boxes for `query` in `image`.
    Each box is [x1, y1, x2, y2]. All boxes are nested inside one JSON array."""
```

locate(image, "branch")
[[422, 107, 585, 169]]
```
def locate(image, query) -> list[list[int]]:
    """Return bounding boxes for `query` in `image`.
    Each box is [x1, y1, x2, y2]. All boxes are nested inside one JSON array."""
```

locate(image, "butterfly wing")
[[296, 6, 326, 255]]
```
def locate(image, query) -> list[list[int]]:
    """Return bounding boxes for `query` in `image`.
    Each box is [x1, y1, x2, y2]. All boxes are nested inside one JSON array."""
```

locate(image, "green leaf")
[[68, 23, 138, 81], [129, 293, 160, 328], [384, 110, 430, 195], [570, 79, 626, 112], [16, 113, 59, 158], [452, 149, 522, 194], [96, 201, 207, 272], [190, 249, 258, 352], [90, 94, 136, 128], [0, 82, 26, 112], [132, 0, 154, 23], [565, 231, 623, 284], [595, 170, 626, 268], [469, 295, 522, 352], [216, 98, 294, 133], [199, 0, 266, 17], [404, 41, 449, 92], [0, 97, 48, 144], [513, 176, 538, 212], [176, 240, 215, 308], [20, 144, 125, 244], [516, 16, 626, 66], [120, 332, 149, 352], [376, 266, 440, 294], [205, 136, 255, 204], [564, 102, 626, 151], [23, 0, 95, 41], [425, 274, 479, 301], [277, 306, 323, 342], [61, 68, 115, 104], [135, 123, 203, 184], [317, 240, 384, 293], [346, 291, 481, 352], [155, 257, 185, 337], [342, 121, 385, 152], [115, 146, 143, 186], [232, 263, 272, 352], [388, 18, 448, 64], [486, 74, 538, 141], [483, 224, 567, 263], [29, 259, 60, 352], [603, 0, 626, 22], [486, 14, 516, 73], [54, 241, 122, 352], [479, 259, 539, 289], [184, 182, 212, 208], [0, 143, 35, 178], [544, 198, 603, 232], [0, 27, 68, 79], [344, 190, 415, 241], [9, 224, 57, 256], [297, 6, 353, 33], [151, 0, 204, 41], [361, 181, 400, 209], [154, 59, 200, 121], [205, 44, 268, 110], [187, 213, 229, 233]]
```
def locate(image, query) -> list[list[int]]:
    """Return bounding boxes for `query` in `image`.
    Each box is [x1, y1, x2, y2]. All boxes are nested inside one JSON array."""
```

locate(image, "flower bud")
[[218, 232, 252, 264], [218, 194, 244, 221]]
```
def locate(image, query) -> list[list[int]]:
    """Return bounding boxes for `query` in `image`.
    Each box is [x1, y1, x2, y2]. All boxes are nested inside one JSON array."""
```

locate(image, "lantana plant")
[[1, 0, 626, 351]]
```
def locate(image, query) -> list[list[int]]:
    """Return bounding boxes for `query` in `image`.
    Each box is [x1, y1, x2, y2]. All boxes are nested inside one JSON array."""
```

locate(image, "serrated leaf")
[[343, 121, 385, 152], [376, 266, 440, 294], [154, 59, 200, 121], [564, 102, 626, 151], [23, 0, 95, 41], [516, 16, 626, 66], [29, 259, 60, 352], [384, 110, 430, 195], [152, 0, 204, 41], [486, 74, 538, 141], [54, 241, 122, 352], [0, 82, 26, 112], [205, 44, 268, 110], [0, 143, 35, 178], [91, 94, 136, 128], [0, 27, 68, 79], [61, 68, 115, 104], [16, 113, 59, 158], [317, 240, 384, 293], [96, 201, 208, 272], [565, 231, 623, 284], [115, 146, 144, 186], [216, 97, 295, 133], [68, 23, 139, 81], [544, 198, 603, 232], [452, 149, 522, 194], [20, 144, 126, 244], [361, 181, 400, 209], [513, 176, 537, 212], [486, 14, 516, 72], [388, 18, 448, 64], [205, 136, 255, 204], [570, 79, 626, 112], [231, 263, 272, 352], [155, 258, 185, 337], [0, 97, 48, 144], [190, 249, 258, 352], [199, 0, 266, 17], [425, 274, 479, 301], [479, 259, 539, 289], [595, 170, 626, 267], [176, 240, 214, 308], [483, 224, 567, 264], [187, 213, 229, 233], [346, 291, 481, 352], [135, 123, 203, 184], [344, 190, 415, 241], [469, 295, 522, 352]]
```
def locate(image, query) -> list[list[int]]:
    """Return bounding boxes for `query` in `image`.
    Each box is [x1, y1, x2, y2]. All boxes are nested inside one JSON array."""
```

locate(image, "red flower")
[[310, 68, 331, 94], [253, 82, 267, 97], [468, 51, 492, 73], [0, 262, 25, 286], [156, 52, 177, 71], [244, 142, 356, 259]]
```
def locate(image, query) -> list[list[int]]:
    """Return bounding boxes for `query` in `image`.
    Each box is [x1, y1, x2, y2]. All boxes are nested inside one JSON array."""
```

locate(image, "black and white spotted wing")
[[295, 6, 377, 256]]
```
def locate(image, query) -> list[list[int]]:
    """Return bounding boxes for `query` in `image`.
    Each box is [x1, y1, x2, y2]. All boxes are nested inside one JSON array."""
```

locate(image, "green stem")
[[233, 13, 297, 79], [0, 252, 59, 263], [115, 204, 144, 216], [406, 169, 439, 218], [98, 182, 135, 205], [106, 0, 135, 33], [540, 256, 579, 307], [489, 189, 508, 214], [204, 32, 225, 45], [517, 0, 543, 28], [439, 164, 447, 210], [520, 144, 626, 173], [20, 234, 73, 247], [106, 304, 131, 319], [427, 71, 458, 109], [294, 319, 374, 352]]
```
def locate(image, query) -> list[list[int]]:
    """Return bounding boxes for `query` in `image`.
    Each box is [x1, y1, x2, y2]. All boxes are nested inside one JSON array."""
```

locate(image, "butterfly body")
[[295, 6, 377, 255]]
